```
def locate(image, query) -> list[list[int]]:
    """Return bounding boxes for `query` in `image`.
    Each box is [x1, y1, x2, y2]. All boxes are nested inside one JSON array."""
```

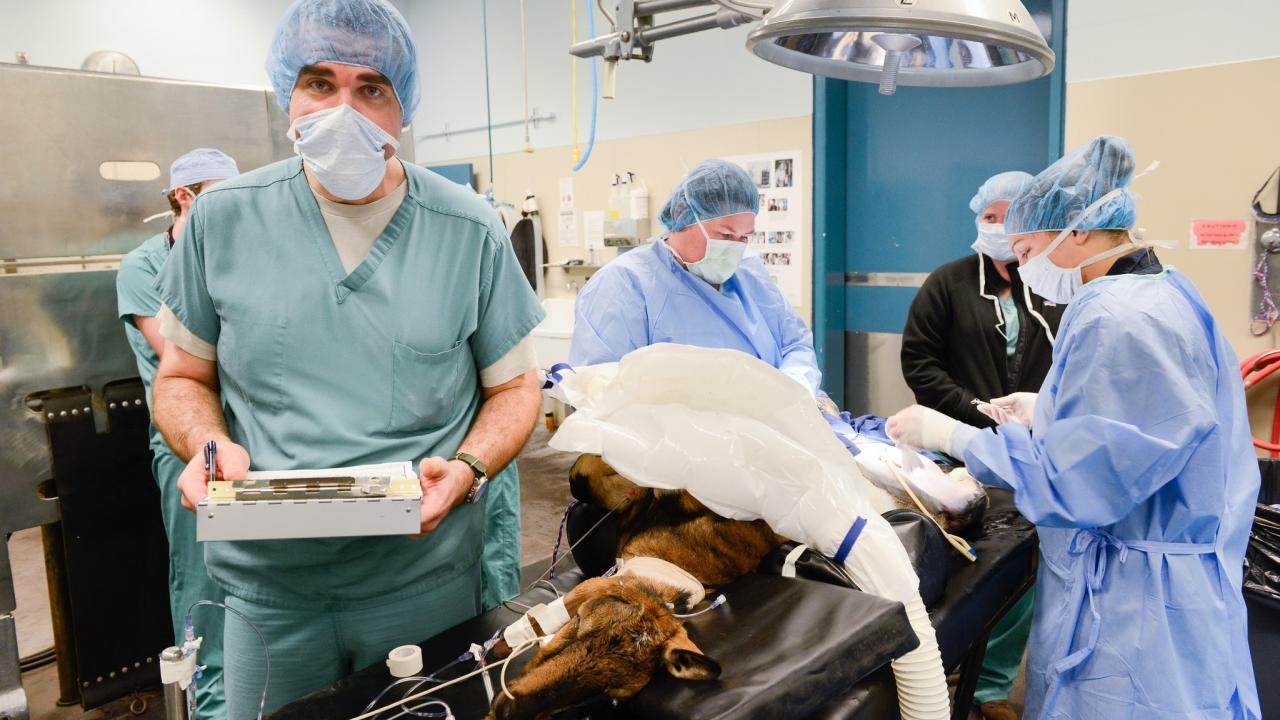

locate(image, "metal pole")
[[0, 615, 30, 720], [636, 12, 720, 43], [39, 502, 79, 707], [634, 0, 712, 14], [159, 647, 190, 720]]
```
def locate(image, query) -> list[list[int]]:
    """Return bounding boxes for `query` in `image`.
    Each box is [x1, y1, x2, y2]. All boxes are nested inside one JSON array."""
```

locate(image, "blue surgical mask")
[[288, 104, 399, 201]]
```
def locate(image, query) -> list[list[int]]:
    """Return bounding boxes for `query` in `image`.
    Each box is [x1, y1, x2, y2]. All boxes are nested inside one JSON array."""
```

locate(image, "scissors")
[[204, 440, 217, 481]]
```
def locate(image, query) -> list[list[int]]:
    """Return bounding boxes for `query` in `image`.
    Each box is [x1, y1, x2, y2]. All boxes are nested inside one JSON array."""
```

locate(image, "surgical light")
[[746, 0, 1054, 94], [572, 0, 1054, 95]]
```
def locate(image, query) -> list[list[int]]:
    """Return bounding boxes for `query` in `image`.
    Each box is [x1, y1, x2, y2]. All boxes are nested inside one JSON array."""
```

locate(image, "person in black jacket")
[[902, 172, 1063, 429], [901, 171, 1063, 720]]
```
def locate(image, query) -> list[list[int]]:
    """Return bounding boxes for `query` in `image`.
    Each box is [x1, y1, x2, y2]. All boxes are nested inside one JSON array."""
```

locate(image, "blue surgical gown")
[[963, 268, 1260, 719], [569, 239, 821, 394]]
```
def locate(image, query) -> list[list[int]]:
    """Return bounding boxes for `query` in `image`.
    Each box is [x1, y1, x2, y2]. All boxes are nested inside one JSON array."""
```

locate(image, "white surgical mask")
[[670, 190, 748, 285], [686, 238, 747, 285], [971, 223, 1016, 262], [1015, 188, 1135, 305], [288, 104, 399, 201], [1014, 160, 1161, 305]]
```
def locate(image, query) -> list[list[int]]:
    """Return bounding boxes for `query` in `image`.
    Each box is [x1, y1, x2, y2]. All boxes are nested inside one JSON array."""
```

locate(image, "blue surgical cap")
[[660, 160, 760, 232], [163, 148, 239, 194], [1006, 136, 1138, 237], [266, 0, 420, 128], [969, 171, 1033, 215]]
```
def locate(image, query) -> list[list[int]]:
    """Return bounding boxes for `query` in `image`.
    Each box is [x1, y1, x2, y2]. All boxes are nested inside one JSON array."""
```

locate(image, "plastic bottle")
[[617, 173, 632, 221], [606, 174, 625, 221], [627, 172, 649, 222]]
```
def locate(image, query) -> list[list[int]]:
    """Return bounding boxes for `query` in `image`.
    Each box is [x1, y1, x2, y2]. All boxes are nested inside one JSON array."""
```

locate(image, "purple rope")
[[1253, 253, 1278, 335], [548, 500, 579, 580]]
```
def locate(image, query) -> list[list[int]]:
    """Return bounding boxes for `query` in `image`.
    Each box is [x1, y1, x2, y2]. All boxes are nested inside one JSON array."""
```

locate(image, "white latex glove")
[[973, 401, 1010, 425], [990, 392, 1037, 427], [886, 405, 961, 455]]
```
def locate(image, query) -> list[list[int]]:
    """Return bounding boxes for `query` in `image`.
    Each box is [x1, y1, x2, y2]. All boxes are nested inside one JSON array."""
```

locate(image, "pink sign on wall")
[[1190, 219, 1247, 250]]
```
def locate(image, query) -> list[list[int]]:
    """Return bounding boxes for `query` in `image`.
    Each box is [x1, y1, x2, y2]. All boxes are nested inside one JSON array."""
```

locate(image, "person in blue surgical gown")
[[888, 136, 1261, 719], [569, 159, 821, 395]]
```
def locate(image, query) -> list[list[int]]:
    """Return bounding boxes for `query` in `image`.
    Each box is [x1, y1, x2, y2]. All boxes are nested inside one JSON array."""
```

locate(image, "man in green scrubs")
[[117, 147, 239, 719], [152, 1, 545, 714]]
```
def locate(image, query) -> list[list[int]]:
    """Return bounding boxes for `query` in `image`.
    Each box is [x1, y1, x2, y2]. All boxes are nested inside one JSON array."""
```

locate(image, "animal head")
[[490, 576, 720, 720], [569, 453, 647, 510], [569, 453, 705, 515]]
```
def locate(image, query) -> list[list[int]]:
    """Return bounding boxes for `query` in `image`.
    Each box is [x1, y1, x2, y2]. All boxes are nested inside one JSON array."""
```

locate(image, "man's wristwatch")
[[451, 452, 489, 503]]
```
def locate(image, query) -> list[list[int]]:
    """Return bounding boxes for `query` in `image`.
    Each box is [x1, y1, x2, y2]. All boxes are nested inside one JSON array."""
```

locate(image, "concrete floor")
[[8, 425, 1024, 719]]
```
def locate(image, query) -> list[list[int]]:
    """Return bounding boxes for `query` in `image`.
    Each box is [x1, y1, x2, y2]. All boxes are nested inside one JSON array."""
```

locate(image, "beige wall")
[[436, 115, 814, 323], [1066, 57, 1280, 449]]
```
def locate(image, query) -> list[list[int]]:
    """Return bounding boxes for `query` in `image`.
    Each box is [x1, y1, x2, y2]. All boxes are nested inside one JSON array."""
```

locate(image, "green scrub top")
[[997, 293, 1020, 359], [159, 158, 544, 610], [116, 230, 170, 452]]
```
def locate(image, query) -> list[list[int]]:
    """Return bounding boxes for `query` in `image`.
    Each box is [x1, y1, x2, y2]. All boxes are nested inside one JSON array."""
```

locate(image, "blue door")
[[812, 0, 1067, 412]]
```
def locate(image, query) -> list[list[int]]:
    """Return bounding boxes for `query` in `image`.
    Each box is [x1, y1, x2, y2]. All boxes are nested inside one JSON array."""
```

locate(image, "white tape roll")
[[386, 645, 423, 678]]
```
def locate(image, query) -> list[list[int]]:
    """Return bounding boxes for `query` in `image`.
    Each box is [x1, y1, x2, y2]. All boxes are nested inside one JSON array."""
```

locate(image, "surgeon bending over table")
[[570, 159, 820, 395]]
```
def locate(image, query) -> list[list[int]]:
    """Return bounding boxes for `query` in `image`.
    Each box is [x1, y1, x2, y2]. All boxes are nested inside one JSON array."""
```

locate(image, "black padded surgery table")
[[270, 489, 1036, 720]]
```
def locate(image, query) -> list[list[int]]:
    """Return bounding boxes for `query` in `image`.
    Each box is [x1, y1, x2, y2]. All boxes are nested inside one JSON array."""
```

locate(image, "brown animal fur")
[[489, 454, 781, 720]]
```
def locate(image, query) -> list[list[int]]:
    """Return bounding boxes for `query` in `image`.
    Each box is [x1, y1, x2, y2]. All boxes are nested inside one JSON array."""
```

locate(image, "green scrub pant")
[[974, 588, 1035, 704], [481, 465, 522, 610], [154, 449, 227, 719], [222, 566, 481, 719]]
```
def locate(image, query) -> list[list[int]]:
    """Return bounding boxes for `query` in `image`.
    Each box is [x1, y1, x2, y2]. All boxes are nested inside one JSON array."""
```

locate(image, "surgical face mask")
[[971, 222, 1016, 262], [683, 238, 748, 285], [288, 104, 399, 201], [1015, 188, 1135, 304], [673, 191, 748, 285]]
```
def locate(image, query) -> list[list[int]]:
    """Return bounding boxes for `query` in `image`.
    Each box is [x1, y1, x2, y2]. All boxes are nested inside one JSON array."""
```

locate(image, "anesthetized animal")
[[489, 445, 981, 720], [489, 454, 782, 720]]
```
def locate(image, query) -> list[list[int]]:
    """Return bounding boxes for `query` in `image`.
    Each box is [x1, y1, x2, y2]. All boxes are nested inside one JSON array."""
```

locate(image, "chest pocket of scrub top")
[[388, 339, 471, 433], [218, 311, 287, 415]]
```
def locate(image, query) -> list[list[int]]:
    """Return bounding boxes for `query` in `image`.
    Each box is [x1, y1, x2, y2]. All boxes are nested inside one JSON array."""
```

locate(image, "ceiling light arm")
[[569, 0, 762, 62]]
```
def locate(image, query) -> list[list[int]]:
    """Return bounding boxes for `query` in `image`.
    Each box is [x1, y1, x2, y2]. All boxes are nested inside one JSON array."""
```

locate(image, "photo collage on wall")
[[724, 150, 804, 306]]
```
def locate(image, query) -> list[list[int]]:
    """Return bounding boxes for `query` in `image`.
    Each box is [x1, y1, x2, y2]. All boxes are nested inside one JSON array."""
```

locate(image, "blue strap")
[[833, 516, 867, 564], [541, 362, 576, 389], [1042, 529, 1217, 712]]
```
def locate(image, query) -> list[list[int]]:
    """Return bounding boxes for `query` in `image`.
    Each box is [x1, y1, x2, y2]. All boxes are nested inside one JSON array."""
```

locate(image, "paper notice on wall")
[[722, 150, 805, 306], [583, 210, 605, 250], [558, 208, 578, 246], [1189, 219, 1246, 250], [559, 177, 575, 209]]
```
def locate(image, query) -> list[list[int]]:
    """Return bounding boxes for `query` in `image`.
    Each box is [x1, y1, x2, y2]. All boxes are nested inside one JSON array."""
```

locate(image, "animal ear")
[[569, 454, 645, 509], [662, 630, 721, 681], [575, 594, 638, 637]]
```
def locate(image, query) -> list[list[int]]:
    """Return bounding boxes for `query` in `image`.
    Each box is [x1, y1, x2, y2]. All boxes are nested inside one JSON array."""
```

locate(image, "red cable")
[[1242, 350, 1280, 455]]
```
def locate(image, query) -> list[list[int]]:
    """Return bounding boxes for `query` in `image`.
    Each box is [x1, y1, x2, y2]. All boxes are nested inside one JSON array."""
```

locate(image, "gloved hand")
[[815, 392, 841, 419], [886, 405, 962, 455], [989, 392, 1037, 427]]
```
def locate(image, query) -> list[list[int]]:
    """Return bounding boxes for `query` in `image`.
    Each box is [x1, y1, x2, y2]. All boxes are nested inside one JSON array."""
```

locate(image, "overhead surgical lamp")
[[572, 0, 1054, 95]]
